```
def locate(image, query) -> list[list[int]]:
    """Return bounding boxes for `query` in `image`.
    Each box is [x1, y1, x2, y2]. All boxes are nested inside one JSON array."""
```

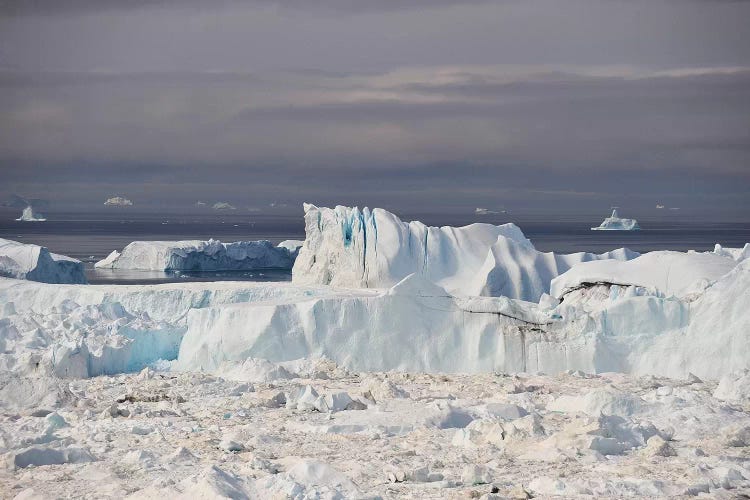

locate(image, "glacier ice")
[[0, 238, 86, 284], [95, 238, 298, 271], [292, 204, 637, 301], [591, 208, 640, 231]]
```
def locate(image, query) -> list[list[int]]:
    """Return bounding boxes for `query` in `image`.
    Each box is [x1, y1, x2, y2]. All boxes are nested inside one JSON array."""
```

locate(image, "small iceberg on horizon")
[[591, 208, 640, 231], [16, 206, 46, 222]]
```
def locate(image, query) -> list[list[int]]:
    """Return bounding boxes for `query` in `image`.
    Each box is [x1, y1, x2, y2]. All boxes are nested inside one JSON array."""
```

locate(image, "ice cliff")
[[0, 239, 87, 284], [292, 204, 638, 301], [95, 239, 299, 271], [178, 251, 750, 379]]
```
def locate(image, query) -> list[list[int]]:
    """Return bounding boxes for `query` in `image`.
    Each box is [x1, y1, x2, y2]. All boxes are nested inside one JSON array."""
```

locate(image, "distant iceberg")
[[16, 206, 46, 222], [95, 239, 299, 271], [104, 196, 133, 206], [212, 202, 236, 210], [475, 207, 502, 215], [591, 208, 640, 231]]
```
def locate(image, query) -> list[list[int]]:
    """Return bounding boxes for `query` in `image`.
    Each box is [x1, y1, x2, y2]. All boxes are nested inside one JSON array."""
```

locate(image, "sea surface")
[[2, 209, 748, 284]]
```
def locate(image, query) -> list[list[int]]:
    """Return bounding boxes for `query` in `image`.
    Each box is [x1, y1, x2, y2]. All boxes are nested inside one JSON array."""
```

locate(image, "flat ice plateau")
[[1, 206, 749, 498]]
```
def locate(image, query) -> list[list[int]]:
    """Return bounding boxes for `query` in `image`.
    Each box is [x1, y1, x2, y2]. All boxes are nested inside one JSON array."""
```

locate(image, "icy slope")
[[95, 239, 298, 271], [0, 238, 86, 284], [292, 204, 637, 301]]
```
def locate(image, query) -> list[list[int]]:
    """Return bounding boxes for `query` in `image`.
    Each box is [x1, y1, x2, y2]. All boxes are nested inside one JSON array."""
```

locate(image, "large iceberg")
[[591, 208, 640, 231], [15, 206, 46, 222], [177, 250, 750, 379], [0, 243, 748, 380], [95, 239, 299, 271], [0, 238, 87, 284], [292, 204, 637, 301]]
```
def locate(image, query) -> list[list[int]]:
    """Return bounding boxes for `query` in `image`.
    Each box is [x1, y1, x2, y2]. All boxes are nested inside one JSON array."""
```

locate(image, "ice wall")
[[177, 258, 750, 379], [292, 204, 637, 301], [0, 238, 87, 284]]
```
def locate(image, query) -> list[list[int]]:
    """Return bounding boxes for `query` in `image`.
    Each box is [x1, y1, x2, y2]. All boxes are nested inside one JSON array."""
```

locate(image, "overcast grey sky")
[[1, 0, 748, 215]]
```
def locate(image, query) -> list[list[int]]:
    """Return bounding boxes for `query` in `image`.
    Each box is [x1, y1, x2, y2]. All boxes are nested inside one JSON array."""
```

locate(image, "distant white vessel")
[[16, 206, 46, 222], [591, 208, 640, 231]]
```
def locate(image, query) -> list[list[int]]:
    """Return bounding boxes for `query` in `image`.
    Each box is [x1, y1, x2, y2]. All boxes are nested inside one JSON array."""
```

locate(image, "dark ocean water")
[[1, 208, 748, 284]]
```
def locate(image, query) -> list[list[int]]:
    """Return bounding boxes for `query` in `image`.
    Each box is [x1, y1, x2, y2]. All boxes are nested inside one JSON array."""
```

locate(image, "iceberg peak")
[[16, 206, 46, 222]]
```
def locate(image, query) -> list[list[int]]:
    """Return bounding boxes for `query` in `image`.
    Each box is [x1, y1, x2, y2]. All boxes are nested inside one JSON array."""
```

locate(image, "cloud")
[[0, 0, 748, 215]]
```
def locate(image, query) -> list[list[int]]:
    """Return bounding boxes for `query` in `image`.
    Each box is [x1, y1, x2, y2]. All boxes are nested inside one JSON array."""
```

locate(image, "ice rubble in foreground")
[[95, 239, 302, 271], [0, 238, 86, 284], [15, 206, 46, 222], [292, 203, 638, 301], [1, 206, 750, 498]]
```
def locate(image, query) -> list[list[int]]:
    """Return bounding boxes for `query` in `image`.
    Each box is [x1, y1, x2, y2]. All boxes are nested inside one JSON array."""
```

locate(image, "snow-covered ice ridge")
[[95, 239, 302, 271], [293, 204, 638, 301], [0, 238, 86, 284]]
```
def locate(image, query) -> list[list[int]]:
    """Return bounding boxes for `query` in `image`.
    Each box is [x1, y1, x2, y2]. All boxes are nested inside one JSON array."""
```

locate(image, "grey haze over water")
[[1, 0, 749, 216]]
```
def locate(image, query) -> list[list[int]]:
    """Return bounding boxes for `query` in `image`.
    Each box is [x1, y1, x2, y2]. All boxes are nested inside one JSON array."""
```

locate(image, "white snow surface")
[[591, 208, 640, 231], [15, 206, 46, 222], [292, 204, 638, 301], [550, 250, 738, 299], [94, 239, 298, 271], [0, 239, 86, 284]]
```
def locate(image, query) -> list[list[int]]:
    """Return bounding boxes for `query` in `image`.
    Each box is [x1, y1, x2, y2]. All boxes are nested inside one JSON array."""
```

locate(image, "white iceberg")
[[176, 253, 750, 379], [591, 208, 640, 231], [475, 207, 501, 215], [1, 246, 748, 380], [292, 204, 637, 302], [212, 202, 236, 210], [15, 206, 46, 222], [104, 196, 133, 206], [0, 238, 87, 284], [94, 238, 298, 271]]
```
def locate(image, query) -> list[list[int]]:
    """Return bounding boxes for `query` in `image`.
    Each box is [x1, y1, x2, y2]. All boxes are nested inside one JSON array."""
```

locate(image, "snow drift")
[[95, 239, 298, 271], [292, 204, 637, 301], [0, 238, 86, 284]]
